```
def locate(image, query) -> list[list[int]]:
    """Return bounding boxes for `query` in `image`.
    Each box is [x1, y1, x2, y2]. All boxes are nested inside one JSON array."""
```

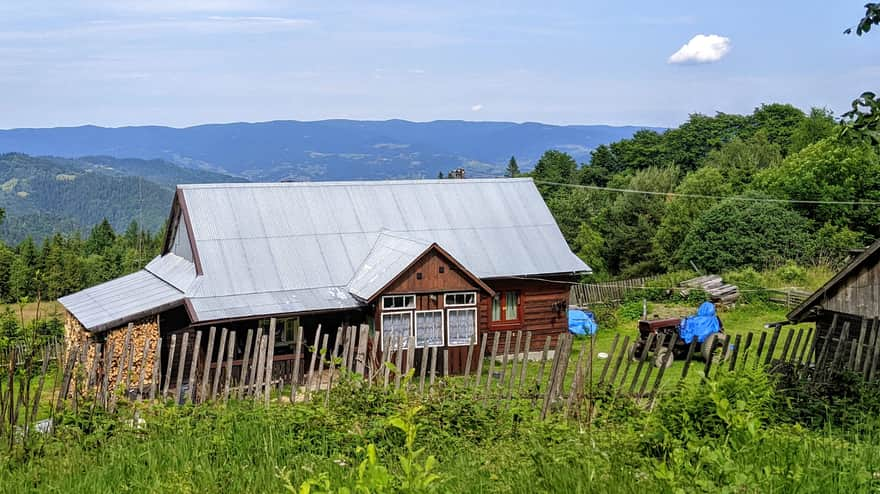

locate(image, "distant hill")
[[0, 153, 240, 244], [0, 120, 661, 181]]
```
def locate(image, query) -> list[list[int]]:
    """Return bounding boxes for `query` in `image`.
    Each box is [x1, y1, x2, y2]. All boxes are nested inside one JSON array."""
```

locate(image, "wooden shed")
[[788, 239, 880, 342]]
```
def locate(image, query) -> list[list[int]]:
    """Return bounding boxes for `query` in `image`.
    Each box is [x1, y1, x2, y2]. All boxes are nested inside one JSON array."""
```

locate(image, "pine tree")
[[505, 156, 520, 177]]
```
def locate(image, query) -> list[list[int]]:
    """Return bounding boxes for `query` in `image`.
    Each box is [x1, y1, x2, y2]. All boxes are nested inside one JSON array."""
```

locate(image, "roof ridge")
[[178, 177, 533, 189]]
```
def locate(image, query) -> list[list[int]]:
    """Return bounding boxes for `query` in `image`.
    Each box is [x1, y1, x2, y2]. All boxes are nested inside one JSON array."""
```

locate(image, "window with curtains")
[[381, 311, 412, 350], [447, 308, 477, 346], [415, 310, 444, 348], [490, 291, 521, 326]]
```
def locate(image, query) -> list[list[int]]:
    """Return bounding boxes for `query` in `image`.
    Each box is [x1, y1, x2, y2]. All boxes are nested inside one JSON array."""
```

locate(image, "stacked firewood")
[[680, 275, 740, 305]]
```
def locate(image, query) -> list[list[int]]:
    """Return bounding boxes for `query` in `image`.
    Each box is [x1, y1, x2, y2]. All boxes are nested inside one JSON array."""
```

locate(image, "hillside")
[[0, 120, 659, 181], [0, 153, 240, 244]]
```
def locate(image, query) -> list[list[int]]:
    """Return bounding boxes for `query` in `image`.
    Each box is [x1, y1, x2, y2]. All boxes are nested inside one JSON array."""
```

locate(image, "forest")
[[525, 103, 879, 278]]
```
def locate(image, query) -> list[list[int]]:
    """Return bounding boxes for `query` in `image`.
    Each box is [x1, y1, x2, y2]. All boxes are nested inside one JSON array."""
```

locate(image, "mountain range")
[[0, 119, 658, 243], [0, 120, 659, 181]]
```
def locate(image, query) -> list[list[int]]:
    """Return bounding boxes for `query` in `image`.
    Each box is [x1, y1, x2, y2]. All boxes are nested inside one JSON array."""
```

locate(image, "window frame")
[[380, 311, 413, 351], [446, 307, 478, 347], [414, 309, 445, 348], [490, 290, 523, 327], [444, 291, 477, 307], [382, 294, 416, 310]]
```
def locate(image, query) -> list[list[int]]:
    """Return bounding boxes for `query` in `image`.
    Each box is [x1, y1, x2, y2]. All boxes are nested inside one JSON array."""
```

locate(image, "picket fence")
[[3, 316, 870, 449]]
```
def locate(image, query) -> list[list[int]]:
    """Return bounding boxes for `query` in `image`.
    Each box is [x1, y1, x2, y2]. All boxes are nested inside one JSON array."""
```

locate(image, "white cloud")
[[668, 34, 731, 64], [471, 104, 483, 111]]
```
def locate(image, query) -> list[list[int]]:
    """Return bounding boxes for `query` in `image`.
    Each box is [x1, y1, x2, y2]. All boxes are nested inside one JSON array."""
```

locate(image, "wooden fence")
[[5, 316, 874, 449], [767, 289, 811, 308], [569, 276, 661, 306]]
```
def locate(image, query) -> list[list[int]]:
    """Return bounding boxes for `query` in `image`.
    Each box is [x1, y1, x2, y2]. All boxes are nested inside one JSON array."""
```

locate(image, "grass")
[[3, 369, 880, 493], [4, 301, 63, 325]]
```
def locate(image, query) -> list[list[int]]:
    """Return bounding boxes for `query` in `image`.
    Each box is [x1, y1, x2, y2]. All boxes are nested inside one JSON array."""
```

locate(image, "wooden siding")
[[821, 258, 880, 319], [481, 278, 571, 352], [383, 249, 479, 295], [375, 273, 574, 373]]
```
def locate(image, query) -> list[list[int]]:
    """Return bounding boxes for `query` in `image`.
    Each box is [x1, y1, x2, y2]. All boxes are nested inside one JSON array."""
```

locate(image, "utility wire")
[[462, 170, 880, 206]]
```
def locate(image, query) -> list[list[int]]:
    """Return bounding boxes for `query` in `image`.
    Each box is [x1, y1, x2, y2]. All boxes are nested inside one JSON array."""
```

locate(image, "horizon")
[[1, 2, 875, 129]]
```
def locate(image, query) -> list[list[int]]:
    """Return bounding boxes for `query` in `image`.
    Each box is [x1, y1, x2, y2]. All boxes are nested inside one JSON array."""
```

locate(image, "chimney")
[[448, 168, 466, 179]]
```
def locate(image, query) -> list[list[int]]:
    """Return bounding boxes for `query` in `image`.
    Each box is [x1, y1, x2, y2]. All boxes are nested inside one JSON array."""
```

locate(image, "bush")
[[678, 194, 811, 273]]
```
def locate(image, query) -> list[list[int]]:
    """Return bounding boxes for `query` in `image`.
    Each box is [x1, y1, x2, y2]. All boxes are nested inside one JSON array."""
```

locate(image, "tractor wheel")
[[701, 333, 720, 362], [654, 347, 674, 368]]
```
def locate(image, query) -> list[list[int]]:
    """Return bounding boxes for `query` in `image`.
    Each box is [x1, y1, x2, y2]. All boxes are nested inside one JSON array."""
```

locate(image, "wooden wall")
[[481, 278, 571, 351], [383, 249, 478, 295], [820, 254, 880, 319]]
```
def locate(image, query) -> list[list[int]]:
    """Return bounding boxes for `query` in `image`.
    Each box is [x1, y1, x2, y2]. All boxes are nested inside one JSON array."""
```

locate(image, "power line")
[[463, 171, 880, 206]]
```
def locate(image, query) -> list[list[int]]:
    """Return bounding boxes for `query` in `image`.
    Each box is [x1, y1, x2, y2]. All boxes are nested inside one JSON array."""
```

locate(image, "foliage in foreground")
[[3, 369, 880, 493]]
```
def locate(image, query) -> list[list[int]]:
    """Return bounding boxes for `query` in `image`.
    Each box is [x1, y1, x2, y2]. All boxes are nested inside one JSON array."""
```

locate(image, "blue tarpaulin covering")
[[568, 308, 598, 335], [680, 301, 720, 344]]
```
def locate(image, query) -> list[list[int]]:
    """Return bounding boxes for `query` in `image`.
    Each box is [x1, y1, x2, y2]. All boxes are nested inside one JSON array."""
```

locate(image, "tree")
[[841, 4, 880, 144], [678, 195, 811, 272], [85, 218, 116, 256], [652, 167, 732, 270], [751, 103, 806, 153], [789, 107, 836, 153], [505, 156, 520, 178], [531, 150, 579, 200], [755, 137, 880, 235], [599, 166, 680, 275], [572, 223, 606, 277], [662, 113, 753, 171], [436, 171, 444, 179], [704, 131, 781, 191]]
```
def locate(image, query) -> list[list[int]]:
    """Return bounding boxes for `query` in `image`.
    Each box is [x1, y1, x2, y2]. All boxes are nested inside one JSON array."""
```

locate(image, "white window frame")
[[446, 307, 478, 347], [382, 294, 416, 310], [414, 310, 444, 348], [444, 291, 477, 307], [381, 311, 412, 351]]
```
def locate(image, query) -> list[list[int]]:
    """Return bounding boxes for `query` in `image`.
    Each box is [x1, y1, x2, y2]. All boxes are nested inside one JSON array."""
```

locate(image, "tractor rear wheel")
[[701, 333, 721, 362], [654, 347, 674, 368]]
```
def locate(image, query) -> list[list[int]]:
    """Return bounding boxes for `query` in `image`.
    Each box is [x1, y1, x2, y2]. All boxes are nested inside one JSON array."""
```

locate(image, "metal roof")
[[59, 270, 185, 332], [347, 232, 430, 301], [62, 178, 590, 329]]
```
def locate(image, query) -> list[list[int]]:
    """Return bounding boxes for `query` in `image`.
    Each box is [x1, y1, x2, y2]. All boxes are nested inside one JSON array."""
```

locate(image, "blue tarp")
[[568, 308, 598, 336], [679, 301, 720, 344]]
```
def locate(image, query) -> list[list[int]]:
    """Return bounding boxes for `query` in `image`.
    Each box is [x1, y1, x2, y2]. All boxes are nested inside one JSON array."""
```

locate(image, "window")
[[444, 292, 476, 307], [491, 291, 521, 325], [259, 317, 299, 347], [381, 312, 412, 350], [414, 310, 444, 348], [382, 294, 416, 310], [447, 308, 477, 346]]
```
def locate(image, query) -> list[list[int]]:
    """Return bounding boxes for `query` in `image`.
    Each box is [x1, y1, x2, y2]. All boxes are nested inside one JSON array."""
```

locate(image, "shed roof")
[[62, 178, 590, 330], [788, 239, 880, 322], [59, 270, 185, 332]]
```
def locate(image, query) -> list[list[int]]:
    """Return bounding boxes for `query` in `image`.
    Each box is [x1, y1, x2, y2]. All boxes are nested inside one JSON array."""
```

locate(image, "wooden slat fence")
[[570, 276, 662, 306], [4, 315, 871, 450]]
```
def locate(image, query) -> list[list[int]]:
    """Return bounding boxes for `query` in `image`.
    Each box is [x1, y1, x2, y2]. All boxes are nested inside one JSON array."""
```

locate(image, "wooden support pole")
[[212, 327, 229, 400], [264, 319, 276, 405], [306, 326, 322, 395], [174, 332, 189, 405], [187, 331, 202, 403], [150, 338, 161, 400], [609, 336, 630, 385], [474, 333, 488, 389], [463, 334, 476, 388], [485, 333, 500, 393], [680, 340, 697, 380], [163, 335, 176, 400], [291, 327, 303, 402], [200, 327, 216, 400], [224, 331, 235, 402], [728, 334, 742, 372], [763, 327, 782, 367], [598, 334, 620, 384]]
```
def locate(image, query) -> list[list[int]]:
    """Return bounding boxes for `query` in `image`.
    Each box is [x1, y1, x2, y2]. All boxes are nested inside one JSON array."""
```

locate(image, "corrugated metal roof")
[[62, 178, 590, 328], [59, 270, 185, 332], [144, 253, 196, 292], [188, 287, 361, 323], [347, 232, 430, 301]]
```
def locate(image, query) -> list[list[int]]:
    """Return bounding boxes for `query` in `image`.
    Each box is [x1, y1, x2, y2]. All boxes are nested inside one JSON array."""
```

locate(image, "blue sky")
[[0, 1, 877, 128]]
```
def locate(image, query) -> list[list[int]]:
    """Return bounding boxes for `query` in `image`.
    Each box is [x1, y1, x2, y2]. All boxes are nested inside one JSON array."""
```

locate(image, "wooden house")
[[60, 178, 590, 384], [788, 239, 880, 340]]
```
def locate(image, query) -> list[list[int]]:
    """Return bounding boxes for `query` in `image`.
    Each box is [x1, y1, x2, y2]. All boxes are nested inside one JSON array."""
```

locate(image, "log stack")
[[679, 275, 740, 305]]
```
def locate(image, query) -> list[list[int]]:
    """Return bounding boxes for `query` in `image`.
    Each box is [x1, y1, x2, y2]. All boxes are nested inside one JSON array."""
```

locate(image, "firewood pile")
[[679, 275, 740, 305]]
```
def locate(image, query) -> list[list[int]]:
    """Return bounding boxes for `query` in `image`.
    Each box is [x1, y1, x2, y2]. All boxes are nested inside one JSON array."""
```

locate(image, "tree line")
[[0, 218, 163, 304], [524, 103, 879, 278]]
